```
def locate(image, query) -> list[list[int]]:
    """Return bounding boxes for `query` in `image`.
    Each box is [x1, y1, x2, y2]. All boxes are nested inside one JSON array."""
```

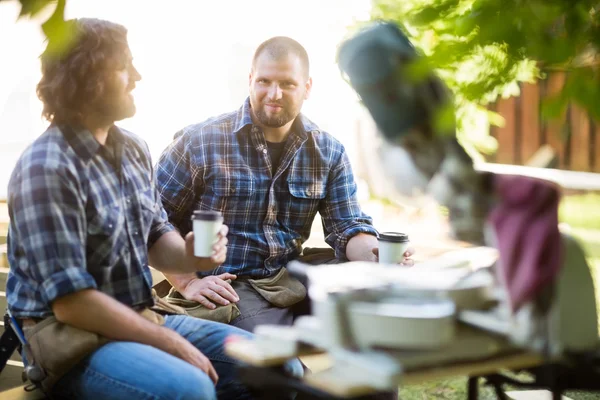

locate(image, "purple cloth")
[[488, 175, 563, 311]]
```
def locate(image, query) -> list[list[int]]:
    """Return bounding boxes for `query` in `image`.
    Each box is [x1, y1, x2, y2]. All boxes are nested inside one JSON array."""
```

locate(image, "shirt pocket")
[[203, 177, 256, 216], [87, 203, 123, 266], [288, 181, 326, 200], [285, 181, 326, 231]]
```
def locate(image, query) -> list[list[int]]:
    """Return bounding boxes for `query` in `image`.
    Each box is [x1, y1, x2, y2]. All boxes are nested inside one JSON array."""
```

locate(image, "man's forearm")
[[163, 272, 197, 292], [346, 233, 378, 262], [52, 289, 174, 350], [148, 231, 190, 274]]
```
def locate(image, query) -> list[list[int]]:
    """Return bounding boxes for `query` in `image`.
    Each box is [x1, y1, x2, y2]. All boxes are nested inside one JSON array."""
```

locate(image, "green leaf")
[[367, 0, 600, 159], [41, 0, 77, 59], [409, 0, 461, 26], [540, 94, 569, 120], [433, 102, 457, 135], [18, 0, 53, 18]]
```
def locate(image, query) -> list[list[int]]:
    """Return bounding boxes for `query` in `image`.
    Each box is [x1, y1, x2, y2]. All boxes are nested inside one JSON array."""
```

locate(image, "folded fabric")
[[488, 174, 563, 312], [165, 288, 241, 323], [151, 289, 187, 316], [248, 267, 307, 308], [24, 307, 165, 392]]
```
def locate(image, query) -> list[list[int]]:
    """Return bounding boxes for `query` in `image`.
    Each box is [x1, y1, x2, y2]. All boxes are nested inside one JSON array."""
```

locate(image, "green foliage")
[[1, 0, 76, 57], [370, 0, 600, 159]]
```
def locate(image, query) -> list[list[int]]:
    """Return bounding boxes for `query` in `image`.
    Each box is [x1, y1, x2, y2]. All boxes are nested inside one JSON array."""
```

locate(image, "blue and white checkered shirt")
[[6, 125, 174, 318], [156, 98, 377, 278]]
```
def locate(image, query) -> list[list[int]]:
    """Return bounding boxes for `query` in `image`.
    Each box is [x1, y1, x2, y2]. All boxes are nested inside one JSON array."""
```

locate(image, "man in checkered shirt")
[[6, 19, 301, 399], [156, 36, 414, 334]]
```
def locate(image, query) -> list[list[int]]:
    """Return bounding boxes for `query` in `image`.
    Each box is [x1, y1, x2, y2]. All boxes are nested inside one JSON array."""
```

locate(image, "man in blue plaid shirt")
[[156, 37, 414, 333], [6, 19, 301, 399]]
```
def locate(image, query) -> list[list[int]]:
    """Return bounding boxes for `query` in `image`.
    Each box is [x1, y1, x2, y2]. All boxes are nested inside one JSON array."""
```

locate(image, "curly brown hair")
[[37, 18, 129, 125]]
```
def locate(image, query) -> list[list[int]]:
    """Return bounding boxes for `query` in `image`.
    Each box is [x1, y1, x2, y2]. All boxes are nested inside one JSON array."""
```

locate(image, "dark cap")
[[379, 232, 409, 243], [191, 210, 223, 221]]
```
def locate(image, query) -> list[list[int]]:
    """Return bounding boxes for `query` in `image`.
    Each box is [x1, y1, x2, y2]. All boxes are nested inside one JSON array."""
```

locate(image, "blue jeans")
[[52, 315, 303, 399]]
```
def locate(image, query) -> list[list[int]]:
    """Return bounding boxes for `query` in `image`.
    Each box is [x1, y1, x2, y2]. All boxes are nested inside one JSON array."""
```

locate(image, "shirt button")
[[306, 190, 312, 196], [108, 224, 113, 229], [262, 149, 268, 154], [134, 231, 139, 236], [230, 187, 236, 193], [126, 199, 131, 204]]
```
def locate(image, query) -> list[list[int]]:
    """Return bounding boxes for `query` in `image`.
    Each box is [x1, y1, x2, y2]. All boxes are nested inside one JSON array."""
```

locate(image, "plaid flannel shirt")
[[6, 125, 174, 318], [156, 98, 377, 278]]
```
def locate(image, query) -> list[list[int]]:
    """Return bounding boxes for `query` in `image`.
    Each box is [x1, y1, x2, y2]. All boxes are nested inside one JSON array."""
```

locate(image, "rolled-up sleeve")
[[319, 147, 378, 260], [9, 163, 97, 306]]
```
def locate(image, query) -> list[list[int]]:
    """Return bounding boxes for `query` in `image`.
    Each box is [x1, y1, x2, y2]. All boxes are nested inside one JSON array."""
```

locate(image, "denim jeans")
[[52, 314, 303, 399]]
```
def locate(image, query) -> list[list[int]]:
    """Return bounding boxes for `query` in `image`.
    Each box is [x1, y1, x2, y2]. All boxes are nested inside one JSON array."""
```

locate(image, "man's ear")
[[304, 77, 313, 100], [249, 70, 253, 87]]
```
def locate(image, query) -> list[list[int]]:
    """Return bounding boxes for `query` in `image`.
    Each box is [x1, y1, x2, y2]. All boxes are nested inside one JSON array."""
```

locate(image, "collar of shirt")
[[61, 124, 125, 162]]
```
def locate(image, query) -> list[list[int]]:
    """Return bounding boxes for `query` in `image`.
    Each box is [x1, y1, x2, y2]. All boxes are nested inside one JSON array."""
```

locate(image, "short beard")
[[254, 107, 294, 128], [95, 98, 136, 123]]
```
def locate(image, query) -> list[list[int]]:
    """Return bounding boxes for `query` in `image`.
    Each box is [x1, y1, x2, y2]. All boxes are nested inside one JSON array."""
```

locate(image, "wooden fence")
[[489, 71, 600, 172]]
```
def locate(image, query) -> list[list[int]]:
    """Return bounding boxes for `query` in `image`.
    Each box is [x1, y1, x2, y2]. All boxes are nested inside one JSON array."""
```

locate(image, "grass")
[[397, 193, 600, 399]]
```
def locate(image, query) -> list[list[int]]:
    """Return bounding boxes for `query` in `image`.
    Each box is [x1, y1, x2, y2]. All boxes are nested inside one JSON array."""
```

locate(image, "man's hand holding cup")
[[373, 232, 415, 266], [184, 210, 228, 271]]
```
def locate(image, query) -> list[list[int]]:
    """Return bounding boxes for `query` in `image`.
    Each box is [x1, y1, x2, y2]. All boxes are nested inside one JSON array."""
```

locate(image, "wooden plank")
[[520, 83, 542, 164], [225, 337, 543, 398], [569, 103, 591, 171], [476, 162, 600, 191], [489, 102, 499, 163], [506, 390, 573, 400], [1, 244, 7, 268], [0, 362, 25, 392], [0, 292, 7, 313], [0, 267, 9, 290], [225, 338, 324, 367], [304, 368, 387, 398], [495, 97, 517, 164], [0, 386, 46, 400], [544, 72, 568, 168]]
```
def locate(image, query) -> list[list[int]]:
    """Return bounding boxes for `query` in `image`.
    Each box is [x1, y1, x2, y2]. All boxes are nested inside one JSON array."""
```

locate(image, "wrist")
[[166, 273, 197, 292], [148, 324, 179, 353]]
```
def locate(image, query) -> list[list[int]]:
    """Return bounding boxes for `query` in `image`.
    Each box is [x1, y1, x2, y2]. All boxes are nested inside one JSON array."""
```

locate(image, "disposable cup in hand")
[[378, 232, 410, 265], [191, 210, 223, 257]]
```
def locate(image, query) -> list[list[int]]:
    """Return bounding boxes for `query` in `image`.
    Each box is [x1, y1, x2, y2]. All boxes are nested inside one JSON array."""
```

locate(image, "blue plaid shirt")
[[6, 125, 174, 318], [156, 98, 377, 278]]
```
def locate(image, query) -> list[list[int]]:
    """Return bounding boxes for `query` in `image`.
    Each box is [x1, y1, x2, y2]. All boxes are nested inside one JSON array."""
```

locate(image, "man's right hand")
[[180, 273, 240, 309], [159, 326, 219, 384], [51, 289, 220, 384]]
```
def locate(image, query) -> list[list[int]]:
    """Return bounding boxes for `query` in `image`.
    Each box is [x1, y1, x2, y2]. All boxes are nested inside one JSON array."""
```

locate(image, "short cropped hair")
[[252, 36, 310, 78]]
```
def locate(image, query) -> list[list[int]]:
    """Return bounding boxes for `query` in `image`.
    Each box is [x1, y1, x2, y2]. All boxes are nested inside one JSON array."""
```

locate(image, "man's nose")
[[268, 84, 283, 100]]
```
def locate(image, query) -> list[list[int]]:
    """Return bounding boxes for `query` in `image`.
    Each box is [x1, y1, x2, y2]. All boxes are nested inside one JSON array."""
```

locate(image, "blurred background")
[[0, 0, 372, 197], [2, 0, 600, 397]]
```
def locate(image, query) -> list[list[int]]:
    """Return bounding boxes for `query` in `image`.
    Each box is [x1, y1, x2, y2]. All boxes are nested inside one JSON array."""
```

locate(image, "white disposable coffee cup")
[[191, 210, 224, 257], [378, 232, 410, 265]]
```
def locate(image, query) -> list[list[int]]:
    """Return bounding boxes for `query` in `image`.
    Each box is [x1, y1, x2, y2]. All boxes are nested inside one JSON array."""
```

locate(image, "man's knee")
[[169, 368, 217, 400]]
